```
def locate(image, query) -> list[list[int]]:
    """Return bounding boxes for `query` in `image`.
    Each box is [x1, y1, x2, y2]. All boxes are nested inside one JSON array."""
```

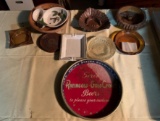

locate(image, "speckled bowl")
[[116, 6, 146, 30]]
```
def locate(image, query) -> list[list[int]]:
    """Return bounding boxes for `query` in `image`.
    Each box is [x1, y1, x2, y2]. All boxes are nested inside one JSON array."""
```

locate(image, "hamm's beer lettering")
[[65, 80, 112, 90]]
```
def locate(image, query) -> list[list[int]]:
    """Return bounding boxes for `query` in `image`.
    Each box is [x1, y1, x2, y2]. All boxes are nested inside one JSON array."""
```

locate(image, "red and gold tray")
[[61, 59, 122, 119]]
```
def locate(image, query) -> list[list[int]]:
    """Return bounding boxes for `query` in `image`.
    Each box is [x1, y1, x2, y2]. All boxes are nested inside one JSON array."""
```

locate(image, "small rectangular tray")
[[60, 34, 86, 61]]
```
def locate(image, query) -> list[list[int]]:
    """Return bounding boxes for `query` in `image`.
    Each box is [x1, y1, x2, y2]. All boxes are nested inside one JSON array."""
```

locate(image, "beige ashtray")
[[9, 28, 33, 48], [87, 36, 116, 60]]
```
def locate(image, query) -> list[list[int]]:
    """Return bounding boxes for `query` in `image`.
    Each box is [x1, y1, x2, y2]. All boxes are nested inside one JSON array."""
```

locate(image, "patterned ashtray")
[[29, 3, 70, 33], [61, 59, 122, 119], [37, 33, 61, 53], [87, 36, 116, 60], [110, 30, 145, 55], [116, 6, 146, 30], [9, 28, 33, 48], [79, 8, 110, 32]]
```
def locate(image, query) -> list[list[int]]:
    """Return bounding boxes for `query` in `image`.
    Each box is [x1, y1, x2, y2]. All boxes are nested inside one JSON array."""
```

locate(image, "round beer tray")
[[61, 59, 122, 119]]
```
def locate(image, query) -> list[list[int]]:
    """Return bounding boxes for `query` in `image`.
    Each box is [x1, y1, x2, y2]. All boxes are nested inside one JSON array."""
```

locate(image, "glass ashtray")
[[9, 28, 33, 48], [86, 36, 116, 60]]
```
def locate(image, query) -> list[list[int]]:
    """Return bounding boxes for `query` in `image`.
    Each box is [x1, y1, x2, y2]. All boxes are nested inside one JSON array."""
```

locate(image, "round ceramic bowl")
[[61, 59, 122, 119], [110, 30, 145, 55], [29, 3, 70, 33], [116, 6, 146, 30], [79, 8, 110, 32], [86, 36, 116, 60]]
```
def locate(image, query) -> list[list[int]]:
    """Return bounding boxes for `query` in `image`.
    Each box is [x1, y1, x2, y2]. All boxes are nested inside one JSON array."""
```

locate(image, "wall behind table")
[[0, 0, 58, 10], [107, 0, 160, 9]]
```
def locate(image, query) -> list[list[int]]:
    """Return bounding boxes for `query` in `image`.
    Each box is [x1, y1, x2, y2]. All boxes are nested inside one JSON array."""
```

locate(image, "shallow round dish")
[[116, 6, 146, 30], [37, 33, 60, 52], [61, 59, 122, 119], [29, 3, 69, 33], [42, 7, 69, 28], [112, 30, 145, 55], [87, 36, 116, 60], [79, 8, 110, 31]]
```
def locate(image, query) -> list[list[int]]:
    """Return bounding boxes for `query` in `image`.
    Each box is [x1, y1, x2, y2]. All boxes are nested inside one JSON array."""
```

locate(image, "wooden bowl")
[[29, 3, 69, 33]]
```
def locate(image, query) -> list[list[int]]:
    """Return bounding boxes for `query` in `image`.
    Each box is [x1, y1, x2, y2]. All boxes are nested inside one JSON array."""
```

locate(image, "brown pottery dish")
[[116, 6, 146, 30], [79, 8, 110, 31], [38, 33, 61, 53]]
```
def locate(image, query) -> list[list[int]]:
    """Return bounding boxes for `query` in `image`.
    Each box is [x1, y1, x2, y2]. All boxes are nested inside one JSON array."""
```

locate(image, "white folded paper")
[[122, 42, 138, 52]]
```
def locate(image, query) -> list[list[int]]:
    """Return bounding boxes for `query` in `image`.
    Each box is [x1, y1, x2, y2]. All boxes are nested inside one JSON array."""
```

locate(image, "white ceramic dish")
[[42, 7, 69, 28]]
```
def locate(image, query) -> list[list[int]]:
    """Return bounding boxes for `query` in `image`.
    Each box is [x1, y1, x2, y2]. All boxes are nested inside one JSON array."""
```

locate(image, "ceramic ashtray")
[[87, 36, 116, 60], [9, 28, 33, 48], [61, 59, 122, 119], [79, 8, 110, 31], [32, 7, 69, 28], [116, 6, 146, 30], [110, 30, 145, 54], [29, 3, 70, 33]]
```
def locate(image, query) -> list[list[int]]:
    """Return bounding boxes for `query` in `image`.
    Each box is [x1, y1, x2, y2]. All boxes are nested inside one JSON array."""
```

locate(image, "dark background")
[[1, 0, 160, 10]]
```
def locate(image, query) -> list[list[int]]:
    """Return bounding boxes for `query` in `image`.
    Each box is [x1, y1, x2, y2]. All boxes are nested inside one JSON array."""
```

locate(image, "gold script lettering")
[[81, 89, 99, 97], [90, 81, 112, 88], [65, 80, 88, 90]]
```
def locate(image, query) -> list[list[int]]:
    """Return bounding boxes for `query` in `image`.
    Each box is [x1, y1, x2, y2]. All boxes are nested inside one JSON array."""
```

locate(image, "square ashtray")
[[60, 34, 87, 61], [9, 28, 33, 48]]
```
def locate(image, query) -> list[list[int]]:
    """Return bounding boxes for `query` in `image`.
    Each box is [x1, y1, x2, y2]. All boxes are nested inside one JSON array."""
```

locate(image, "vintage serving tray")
[[61, 59, 122, 119]]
